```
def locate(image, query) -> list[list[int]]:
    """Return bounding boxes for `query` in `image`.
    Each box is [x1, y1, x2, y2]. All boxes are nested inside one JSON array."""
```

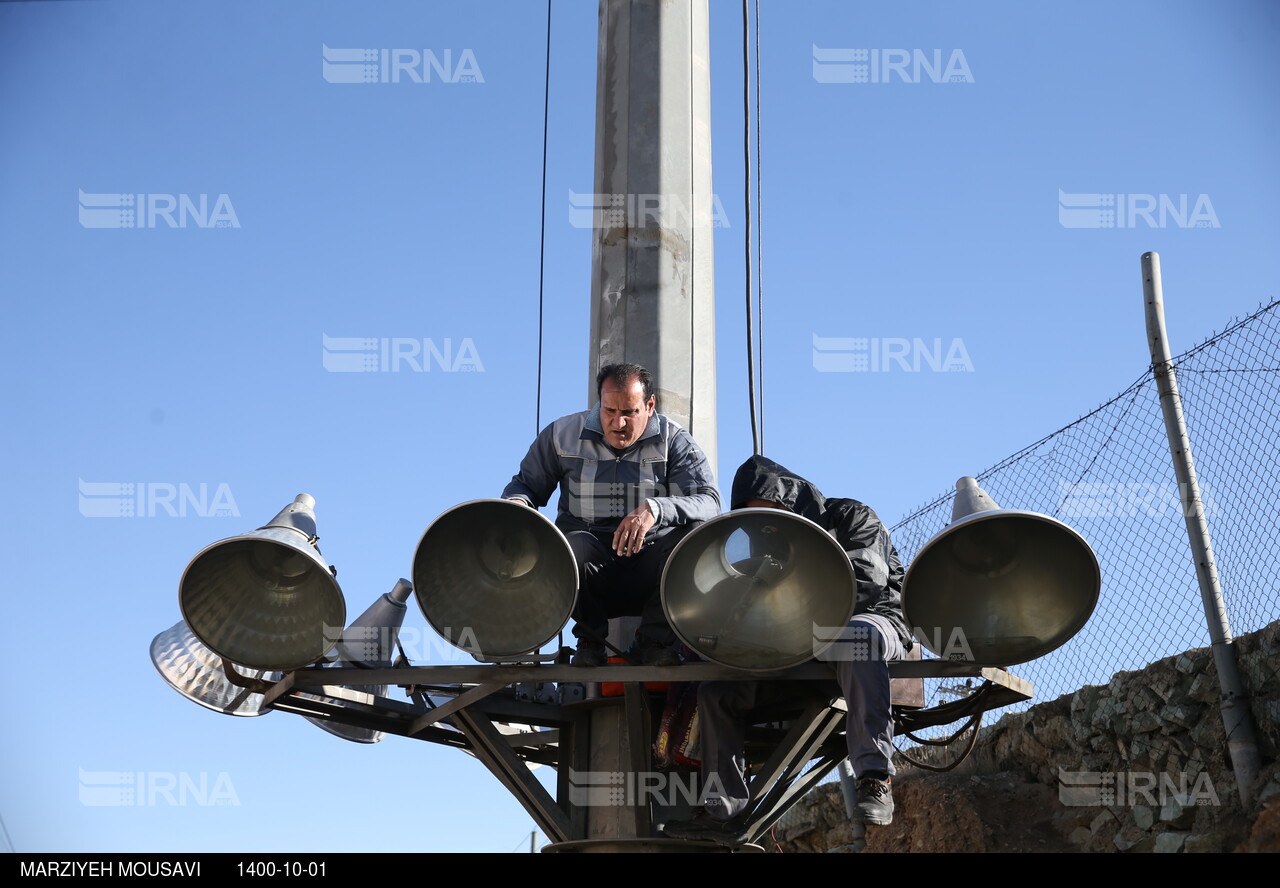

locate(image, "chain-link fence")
[[891, 298, 1280, 720]]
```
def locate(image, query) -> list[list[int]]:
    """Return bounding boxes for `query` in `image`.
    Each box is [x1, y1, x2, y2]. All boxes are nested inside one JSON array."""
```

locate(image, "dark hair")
[[596, 362, 655, 400]]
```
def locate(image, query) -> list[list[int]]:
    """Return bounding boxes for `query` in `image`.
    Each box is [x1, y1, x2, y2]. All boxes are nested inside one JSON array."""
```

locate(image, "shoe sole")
[[663, 818, 749, 845], [853, 812, 893, 827]]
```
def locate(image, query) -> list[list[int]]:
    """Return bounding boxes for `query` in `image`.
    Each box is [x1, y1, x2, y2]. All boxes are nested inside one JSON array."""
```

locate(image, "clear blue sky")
[[2, 0, 1277, 854]]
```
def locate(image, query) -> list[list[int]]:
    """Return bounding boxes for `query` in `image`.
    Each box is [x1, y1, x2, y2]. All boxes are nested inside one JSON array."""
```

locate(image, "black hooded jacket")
[[730, 455, 912, 651]]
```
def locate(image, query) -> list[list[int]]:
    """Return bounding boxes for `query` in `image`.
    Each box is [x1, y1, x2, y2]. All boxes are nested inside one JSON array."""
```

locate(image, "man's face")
[[599, 378, 655, 450], [744, 499, 787, 510]]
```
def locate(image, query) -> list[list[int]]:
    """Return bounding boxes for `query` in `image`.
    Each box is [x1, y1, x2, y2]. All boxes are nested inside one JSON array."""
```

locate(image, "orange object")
[[601, 657, 672, 696]]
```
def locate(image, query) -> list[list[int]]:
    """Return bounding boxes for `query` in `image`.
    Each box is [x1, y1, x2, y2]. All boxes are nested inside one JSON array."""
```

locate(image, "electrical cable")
[[742, 0, 760, 456], [535, 0, 552, 437], [895, 712, 984, 772], [753, 0, 765, 453]]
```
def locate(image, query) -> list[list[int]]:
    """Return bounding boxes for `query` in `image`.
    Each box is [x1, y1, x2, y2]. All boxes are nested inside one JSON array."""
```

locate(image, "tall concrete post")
[[588, 0, 717, 475], [578, 0, 718, 850]]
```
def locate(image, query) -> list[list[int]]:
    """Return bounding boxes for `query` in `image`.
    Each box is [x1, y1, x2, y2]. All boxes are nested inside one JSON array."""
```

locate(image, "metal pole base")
[[542, 838, 764, 854]]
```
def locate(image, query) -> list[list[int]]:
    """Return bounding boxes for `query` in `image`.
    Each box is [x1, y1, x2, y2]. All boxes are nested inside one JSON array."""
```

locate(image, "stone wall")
[[770, 619, 1280, 853]]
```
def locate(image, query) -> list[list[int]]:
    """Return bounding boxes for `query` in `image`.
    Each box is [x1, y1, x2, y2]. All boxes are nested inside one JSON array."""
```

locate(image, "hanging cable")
[[747, 0, 757, 452], [742, 0, 760, 456], [539, 0, 561, 663], [535, 0, 552, 438]]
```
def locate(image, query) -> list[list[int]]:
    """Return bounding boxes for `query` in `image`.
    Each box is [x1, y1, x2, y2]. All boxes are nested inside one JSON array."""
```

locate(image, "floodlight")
[[661, 508, 857, 671], [902, 477, 1101, 666], [412, 499, 577, 659]]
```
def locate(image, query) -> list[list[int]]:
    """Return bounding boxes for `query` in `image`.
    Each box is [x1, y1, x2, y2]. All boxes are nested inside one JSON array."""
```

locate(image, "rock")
[[1183, 833, 1224, 853], [1159, 702, 1202, 729], [1090, 810, 1116, 833], [1129, 835, 1157, 853], [1187, 672, 1218, 704], [1160, 795, 1196, 829], [1130, 711, 1161, 734], [1072, 686, 1104, 722], [1036, 715, 1071, 749], [1133, 686, 1165, 711], [1189, 715, 1220, 749], [769, 620, 1278, 855], [1257, 775, 1280, 805], [1175, 651, 1210, 676]]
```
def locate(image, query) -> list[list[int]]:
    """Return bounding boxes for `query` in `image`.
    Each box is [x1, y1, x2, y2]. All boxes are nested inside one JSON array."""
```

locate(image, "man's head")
[[743, 499, 787, 511], [596, 362, 656, 450]]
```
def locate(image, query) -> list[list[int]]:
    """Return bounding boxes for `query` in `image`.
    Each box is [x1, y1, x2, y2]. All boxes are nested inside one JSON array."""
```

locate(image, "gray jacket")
[[502, 406, 720, 539]]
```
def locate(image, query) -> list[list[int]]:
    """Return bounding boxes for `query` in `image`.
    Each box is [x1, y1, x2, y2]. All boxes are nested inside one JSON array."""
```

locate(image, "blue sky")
[[2, 0, 1277, 854]]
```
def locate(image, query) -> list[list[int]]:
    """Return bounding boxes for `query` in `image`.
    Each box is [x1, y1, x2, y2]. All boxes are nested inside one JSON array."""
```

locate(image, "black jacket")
[[730, 455, 912, 650]]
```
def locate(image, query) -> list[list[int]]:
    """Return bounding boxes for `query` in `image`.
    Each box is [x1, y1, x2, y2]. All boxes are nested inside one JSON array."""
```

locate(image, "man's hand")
[[612, 505, 656, 556]]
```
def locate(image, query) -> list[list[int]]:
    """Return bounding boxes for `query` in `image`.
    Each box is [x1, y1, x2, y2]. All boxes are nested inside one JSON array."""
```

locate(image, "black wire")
[[743, 0, 760, 456], [895, 712, 984, 772], [535, 0, 552, 437], [747, 0, 757, 452]]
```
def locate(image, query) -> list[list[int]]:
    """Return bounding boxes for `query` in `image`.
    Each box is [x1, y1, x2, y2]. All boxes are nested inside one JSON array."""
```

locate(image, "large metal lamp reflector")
[[302, 579, 414, 744], [179, 494, 346, 670], [300, 676, 385, 744], [903, 477, 1101, 666], [150, 620, 278, 717], [153, 580, 413, 742], [151, 619, 385, 741], [661, 508, 857, 671], [412, 499, 578, 659]]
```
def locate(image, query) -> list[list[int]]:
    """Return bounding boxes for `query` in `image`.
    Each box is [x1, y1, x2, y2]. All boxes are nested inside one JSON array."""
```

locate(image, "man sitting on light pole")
[[663, 454, 912, 845], [502, 362, 720, 667]]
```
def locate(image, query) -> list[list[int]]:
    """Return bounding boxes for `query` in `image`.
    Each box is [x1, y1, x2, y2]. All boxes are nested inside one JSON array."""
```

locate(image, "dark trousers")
[[698, 613, 905, 820], [565, 523, 697, 649]]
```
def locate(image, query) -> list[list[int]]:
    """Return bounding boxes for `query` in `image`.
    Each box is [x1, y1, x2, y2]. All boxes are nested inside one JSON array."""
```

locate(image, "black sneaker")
[[639, 642, 680, 667], [571, 642, 606, 668], [662, 809, 748, 847], [853, 774, 894, 826], [628, 637, 681, 667]]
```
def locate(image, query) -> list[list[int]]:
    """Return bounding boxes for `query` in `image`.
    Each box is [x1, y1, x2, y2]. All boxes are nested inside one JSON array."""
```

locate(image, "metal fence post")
[[1142, 250, 1261, 807]]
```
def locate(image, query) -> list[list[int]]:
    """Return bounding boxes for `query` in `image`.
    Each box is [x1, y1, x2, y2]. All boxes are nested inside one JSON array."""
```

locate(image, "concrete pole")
[[588, 0, 718, 475], [579, 0, 718, 849], [1142, 251, 1260, 807]]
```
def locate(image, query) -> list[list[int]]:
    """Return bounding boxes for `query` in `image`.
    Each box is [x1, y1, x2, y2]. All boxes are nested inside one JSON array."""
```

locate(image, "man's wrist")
[[646, 498, 660, 523]]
